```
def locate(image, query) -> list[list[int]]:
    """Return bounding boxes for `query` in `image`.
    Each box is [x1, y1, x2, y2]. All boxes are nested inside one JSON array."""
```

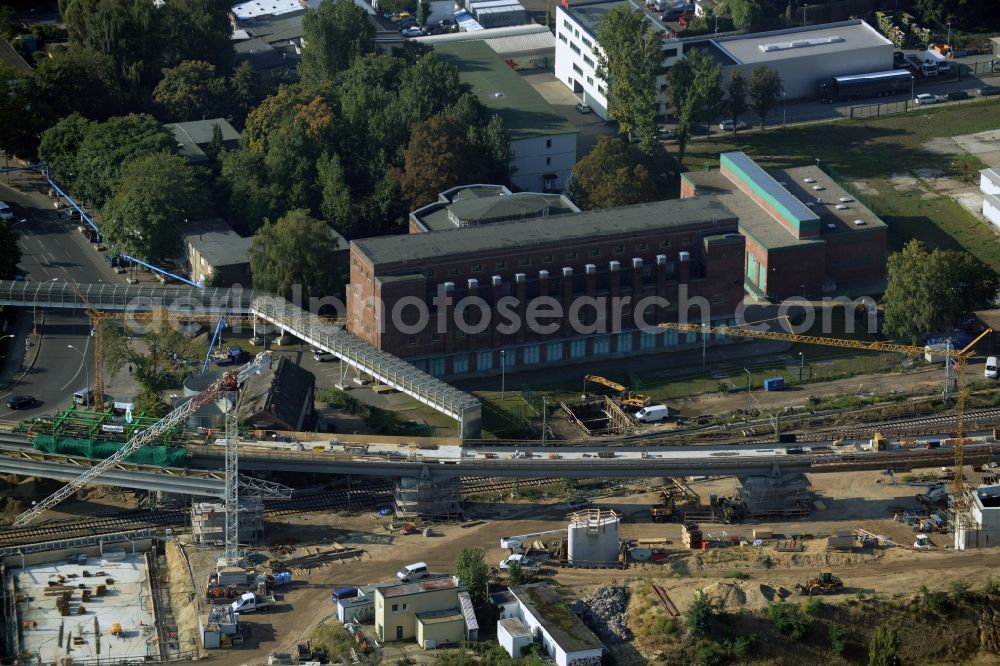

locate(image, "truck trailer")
[[818, 69, 913, 102]]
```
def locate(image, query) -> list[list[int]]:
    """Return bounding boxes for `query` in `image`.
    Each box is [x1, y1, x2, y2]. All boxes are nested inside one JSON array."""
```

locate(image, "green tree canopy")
[[100, 152, 207, 260], [153, 60, 229, 121], [33, 47, 123, 122], [298, 0, 376, 84], [248, 209, 345, 301], [219, 148, 285, 234], [73, 114, 176, 207], [395, 113, 503, 209], [725, 70, 749, 133], [867, 625, 898, 666], [596, 5, 662, 153], [729, 0, 761, 30], [570, 135, 659, 209], [0, 66, 42, 159], [666, 48, 723, 162], [748, 63, 783, 129], [454, 547, 489, 605], [38, 113, 95, 187], [883, 239, 999, 342]]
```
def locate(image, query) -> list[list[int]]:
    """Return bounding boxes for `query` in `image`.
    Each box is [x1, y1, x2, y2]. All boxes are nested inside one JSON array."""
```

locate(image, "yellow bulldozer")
[[795, 570, 843, 596]]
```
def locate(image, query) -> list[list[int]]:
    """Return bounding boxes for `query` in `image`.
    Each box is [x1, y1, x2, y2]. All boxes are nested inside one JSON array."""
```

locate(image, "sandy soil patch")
[[847, 180, 880, 196]]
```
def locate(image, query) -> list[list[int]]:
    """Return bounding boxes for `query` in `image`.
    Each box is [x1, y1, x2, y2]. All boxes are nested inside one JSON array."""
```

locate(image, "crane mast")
[[14, 352, 271, 527]]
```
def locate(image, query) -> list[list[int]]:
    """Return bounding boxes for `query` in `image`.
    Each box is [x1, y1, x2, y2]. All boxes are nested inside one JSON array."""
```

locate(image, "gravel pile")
[[573, 585, 633, 644]]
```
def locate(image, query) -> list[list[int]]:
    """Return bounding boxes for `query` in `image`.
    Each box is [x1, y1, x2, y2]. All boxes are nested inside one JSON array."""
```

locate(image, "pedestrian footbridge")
[[0, 281, 482, 437]]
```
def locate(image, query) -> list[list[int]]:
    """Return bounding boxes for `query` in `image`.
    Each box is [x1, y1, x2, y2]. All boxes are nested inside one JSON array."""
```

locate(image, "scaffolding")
[[32, 406, 186, 447], [394, 474, 464, 520], [192, 498, 264, 547], [735, 464, 811, 518]]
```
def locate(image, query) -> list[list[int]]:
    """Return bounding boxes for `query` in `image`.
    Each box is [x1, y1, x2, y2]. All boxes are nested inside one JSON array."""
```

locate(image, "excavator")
[[795, 571, 844, 596], [584, 375, 651, 408]]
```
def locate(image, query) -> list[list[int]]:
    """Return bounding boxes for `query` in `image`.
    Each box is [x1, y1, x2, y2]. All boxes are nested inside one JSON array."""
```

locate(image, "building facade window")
[[570, 338, 587, 358], [664, 329, 679, 346], [428, 357, 445, 376], [407, 336, 417, 346], [617, 332, 633, 353], [519, 257, 531, 266], [546, 139, 552, 148], [431, 333, 442, 342], [543, 254, 553, 263], [567, 251, 578, 260], [640, 331, 659, 350], [496, 260, 507, 269], [558, 32, 567, 43], [582, 36, 592, 48], [583, 54, 594, 67], [637, 242, 648, 250], [452, 353, 469, 374], [660, 239, 671, 248], [523, 345, 541, 365], [546, 341, 564, 362], [589, 248, 600, 257], [593, 335, 610, 355], [572, 62, 582, 73], [563, 19, 572, 29], [472, 263, 482, 272], [476, 350, 493, 371]]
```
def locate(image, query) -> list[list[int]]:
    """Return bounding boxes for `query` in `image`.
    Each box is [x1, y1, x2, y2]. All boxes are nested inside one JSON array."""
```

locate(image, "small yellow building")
[[375, 576, 463, 642], [415, 609, 466, 649]]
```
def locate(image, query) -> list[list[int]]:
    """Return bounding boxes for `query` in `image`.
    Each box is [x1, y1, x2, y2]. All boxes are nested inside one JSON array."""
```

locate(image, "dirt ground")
[[165, 466, 1000, 666], [668, 365, 944, 418]]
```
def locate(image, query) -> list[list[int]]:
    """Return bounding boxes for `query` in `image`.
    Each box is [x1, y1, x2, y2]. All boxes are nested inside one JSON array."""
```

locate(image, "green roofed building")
[[433, 41, 578, 193]]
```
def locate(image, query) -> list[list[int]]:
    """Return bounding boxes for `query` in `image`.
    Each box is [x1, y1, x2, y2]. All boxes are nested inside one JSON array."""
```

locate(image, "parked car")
[[976, 86, 1000, 97], [390, 11, 411, 22], [893, 50, 906, 67], [499, 554, 538, 571], [657, 127, 674, 140], [400, 26, 423, 37], [0, 201, 13, 221], [313, 351, 335, 362], [718, 119, 747, 131], [6, 395, 39, 410], [914, 93, 940, 105], [574, 102, 592, 114], [946, 90, 970, 101]]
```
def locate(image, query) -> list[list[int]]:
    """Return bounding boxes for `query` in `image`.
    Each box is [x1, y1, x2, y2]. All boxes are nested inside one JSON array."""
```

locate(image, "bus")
[[818, 69, 913, 103]]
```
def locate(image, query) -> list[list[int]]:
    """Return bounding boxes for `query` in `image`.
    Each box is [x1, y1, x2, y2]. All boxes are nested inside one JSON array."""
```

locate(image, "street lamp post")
[[744, 368, 751, 426], [541, 395, 548, 443], [67, 345, 90, 400], [798, 352, 804, 382], [782, 92, 787, 125], [802, 3, 807, 25], [947, 22, 951, 47], [499, 350, 506, 400]]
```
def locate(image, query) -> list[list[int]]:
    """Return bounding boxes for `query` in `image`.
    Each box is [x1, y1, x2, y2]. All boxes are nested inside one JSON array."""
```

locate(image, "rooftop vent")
[[816, 197, 824, 204], [838, 196, 853, 203], [812, 185, 825, 191], [758, 35, 845, 53], [853, 219, 867, 226], [836, 203, 849, 210], [803, 177, 816, 183], [827, 223, 837, 229], [805, 201, 816, 207]]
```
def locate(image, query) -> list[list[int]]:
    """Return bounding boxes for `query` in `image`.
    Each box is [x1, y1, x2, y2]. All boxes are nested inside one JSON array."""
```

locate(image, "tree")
[[156, 0, 234, 73], [416, 0, 430, 26], [62, 0, 159, 90], [867, 625, 898, 666], [481, 115, 512, 185], [725, 71, 749, 134], [99, 319, 130, 379], [767, 603, 808, 641], [100, 153, 207, 259], [249, 209, 345, 302], [38, 114, 95, 188], [883, 240, 999, 342], [596, 5, 662, 153], [563, 174, 587, 209], [748, 64, 783, 130], [506, 559, 530, 585], [396, 52, 464, 126], [219, 149, 285, 233], [317, 152, 354, 238], [454, 547, 489, 605], [570, 136, 659, 209], [684, 590, 719, 636], [730, 0, 761, 30], [228, 61, 263, 128], [33, 47, 124, 122], [665, 48, 722, 162], [203, 123, 224, 162], [0, 220, 22, 279], [74, 114, 176, 207], [396, 114, 496, 208], [298, 0, 376, 85], [153, 60, 229, 121]]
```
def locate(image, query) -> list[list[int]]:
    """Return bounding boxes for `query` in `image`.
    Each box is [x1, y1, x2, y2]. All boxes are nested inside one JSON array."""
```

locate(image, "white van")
[[396, 562, 428, 582], [73, 388, 93, 405], [634, 404, 670, 423], [986, 356, 998, 379]]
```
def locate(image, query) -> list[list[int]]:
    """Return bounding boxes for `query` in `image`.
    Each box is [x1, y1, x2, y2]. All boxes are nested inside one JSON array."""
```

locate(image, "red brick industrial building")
[[681, 152, 887, 301], [347, 197, 746, 377]]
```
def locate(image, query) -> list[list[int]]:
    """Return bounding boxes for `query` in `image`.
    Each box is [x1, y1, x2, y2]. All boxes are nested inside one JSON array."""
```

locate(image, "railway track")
[[0, 478, 562, 546]]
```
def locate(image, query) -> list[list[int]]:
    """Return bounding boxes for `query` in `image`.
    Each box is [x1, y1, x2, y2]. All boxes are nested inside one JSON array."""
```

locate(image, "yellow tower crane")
[[656, 321, 991, 501], [67, 284, 256, 409]]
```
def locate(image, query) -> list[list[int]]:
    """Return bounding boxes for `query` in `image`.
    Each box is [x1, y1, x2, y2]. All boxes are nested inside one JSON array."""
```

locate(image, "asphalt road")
[[0, 169, 122, 419]]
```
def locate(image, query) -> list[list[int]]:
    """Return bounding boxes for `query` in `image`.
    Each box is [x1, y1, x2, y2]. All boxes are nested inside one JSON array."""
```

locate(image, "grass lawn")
[[683, 99, 1000, 270]]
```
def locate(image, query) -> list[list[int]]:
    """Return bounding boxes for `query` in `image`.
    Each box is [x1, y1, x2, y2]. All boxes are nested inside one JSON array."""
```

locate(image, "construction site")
[[2, 288, 1000, 664]]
